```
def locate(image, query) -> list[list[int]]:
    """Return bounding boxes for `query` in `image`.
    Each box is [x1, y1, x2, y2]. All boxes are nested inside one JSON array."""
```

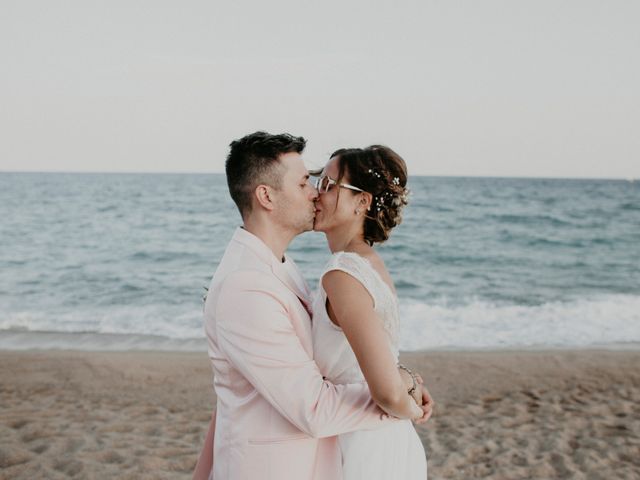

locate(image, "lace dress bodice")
[[312, 251, 400, 385]]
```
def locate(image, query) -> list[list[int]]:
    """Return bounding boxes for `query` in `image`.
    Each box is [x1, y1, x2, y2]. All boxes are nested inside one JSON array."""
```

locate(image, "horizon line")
[[0, 170, 636, 182]]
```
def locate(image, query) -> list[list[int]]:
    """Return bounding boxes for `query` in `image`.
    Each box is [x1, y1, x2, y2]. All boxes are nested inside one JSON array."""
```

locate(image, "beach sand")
[[1, 349, 638, 479]]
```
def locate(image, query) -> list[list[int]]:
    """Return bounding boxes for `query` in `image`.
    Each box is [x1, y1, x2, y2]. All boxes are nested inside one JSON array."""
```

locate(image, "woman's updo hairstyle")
[[331, 145, 409, 245]]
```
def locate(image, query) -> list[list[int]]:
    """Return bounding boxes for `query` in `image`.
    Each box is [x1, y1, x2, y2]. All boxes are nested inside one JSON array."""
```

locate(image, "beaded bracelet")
[[398, 363, 418, 396]]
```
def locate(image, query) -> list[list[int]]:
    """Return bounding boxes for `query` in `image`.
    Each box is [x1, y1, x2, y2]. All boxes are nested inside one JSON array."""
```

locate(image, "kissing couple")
[[193, 131, 433, 480]]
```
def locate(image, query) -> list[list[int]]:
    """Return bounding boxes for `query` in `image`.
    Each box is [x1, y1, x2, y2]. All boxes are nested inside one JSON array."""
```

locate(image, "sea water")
[[1, 173, 638, 350]]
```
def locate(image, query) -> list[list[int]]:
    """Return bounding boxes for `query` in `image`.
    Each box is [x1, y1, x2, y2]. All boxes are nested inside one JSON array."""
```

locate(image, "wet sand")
[[1, 349, 638, 479]]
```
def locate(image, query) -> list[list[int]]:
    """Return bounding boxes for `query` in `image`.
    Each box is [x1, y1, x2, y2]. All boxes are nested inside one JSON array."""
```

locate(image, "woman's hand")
[[398, 368, 434, 424], [414, 384, 434, 425]]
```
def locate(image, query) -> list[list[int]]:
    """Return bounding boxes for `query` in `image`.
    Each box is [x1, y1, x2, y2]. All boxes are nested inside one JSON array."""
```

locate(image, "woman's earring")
[[355, 209, 360, 215]]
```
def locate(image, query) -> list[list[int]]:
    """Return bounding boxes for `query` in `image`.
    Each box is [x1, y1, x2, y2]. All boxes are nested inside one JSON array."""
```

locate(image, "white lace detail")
[[321, 252, 399, 356]]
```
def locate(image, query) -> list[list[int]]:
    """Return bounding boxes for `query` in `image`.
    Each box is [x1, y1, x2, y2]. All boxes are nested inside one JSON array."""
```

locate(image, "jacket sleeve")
[[215, 271, 389, 438]]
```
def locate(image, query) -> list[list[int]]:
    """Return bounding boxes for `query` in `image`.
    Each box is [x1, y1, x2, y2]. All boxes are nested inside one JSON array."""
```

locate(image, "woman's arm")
[[192, 408, 216, 480], [323, 270, 423, 420]]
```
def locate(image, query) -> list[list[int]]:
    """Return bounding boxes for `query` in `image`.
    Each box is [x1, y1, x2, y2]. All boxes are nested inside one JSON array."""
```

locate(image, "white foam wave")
[[2, 294, 640, 351], [0, 305, 204, 340], [399, 294, 640, 350]]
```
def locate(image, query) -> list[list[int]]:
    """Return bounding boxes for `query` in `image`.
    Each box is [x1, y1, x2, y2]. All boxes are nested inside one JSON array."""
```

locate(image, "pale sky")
[[1, 1, 639, 178]]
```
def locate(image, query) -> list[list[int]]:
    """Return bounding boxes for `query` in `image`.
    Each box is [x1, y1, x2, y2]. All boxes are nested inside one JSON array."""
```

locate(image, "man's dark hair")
[[225, 131, 306, 218]]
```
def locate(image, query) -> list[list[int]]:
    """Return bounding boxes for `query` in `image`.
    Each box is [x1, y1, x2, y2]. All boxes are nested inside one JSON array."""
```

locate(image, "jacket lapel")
[[232, 227, 313, 317], [272, 256, 313, 317]]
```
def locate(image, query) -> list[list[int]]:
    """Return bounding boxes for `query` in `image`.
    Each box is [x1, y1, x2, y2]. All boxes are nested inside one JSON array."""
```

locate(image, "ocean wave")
[[395, 279, 420, 290], [128, 251, 202, 262], [0, 306, 204, 341], [1, 294, 639, 351], [399, 294, 640, 351], [620, 202, 640, 211], [486, 213, 572, 227], [524, 237, 588, 248]]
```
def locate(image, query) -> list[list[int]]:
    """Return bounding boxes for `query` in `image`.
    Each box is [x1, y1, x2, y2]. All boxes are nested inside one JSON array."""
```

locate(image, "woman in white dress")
[[312, 145, 428, 479]]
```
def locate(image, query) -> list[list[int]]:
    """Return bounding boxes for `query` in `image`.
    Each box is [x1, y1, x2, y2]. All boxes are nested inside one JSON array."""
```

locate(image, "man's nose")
[[307, 179, 319, 200]]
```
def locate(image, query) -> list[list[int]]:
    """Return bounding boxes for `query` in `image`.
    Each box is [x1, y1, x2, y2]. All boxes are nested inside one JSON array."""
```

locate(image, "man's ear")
[[254, 185, 275, 211]]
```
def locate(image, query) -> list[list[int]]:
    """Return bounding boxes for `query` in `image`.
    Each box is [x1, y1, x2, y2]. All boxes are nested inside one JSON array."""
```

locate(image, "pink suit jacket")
[[204, 228, 385, 480]]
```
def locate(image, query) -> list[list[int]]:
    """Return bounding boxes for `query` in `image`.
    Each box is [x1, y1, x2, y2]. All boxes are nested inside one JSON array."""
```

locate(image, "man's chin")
[[295, 219, 316, 235]]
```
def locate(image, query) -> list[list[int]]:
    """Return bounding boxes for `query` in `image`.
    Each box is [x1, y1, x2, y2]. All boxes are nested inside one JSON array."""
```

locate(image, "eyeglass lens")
[[316, 176, 332, 193]]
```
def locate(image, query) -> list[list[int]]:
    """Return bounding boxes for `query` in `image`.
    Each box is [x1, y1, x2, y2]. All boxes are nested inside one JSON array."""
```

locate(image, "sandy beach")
[[1, 349, 638, 480]]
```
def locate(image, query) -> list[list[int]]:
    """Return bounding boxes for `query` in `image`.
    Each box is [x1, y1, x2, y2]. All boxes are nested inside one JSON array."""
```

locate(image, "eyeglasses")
[[315, 175, 365, 194]]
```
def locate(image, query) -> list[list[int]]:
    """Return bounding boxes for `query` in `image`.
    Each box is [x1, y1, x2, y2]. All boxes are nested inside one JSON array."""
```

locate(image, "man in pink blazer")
[[195, 132, 429, 480]]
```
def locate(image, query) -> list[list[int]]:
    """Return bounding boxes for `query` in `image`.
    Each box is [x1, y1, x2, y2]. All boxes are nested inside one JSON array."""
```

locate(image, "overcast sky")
[[1, 1, 638, 178]]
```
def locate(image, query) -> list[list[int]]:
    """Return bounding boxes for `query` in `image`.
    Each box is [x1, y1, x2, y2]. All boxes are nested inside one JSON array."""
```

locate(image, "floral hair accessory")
[[392, 188, 410, 206], [373, 189, 407, 212], [366, 169, 408, 212]]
